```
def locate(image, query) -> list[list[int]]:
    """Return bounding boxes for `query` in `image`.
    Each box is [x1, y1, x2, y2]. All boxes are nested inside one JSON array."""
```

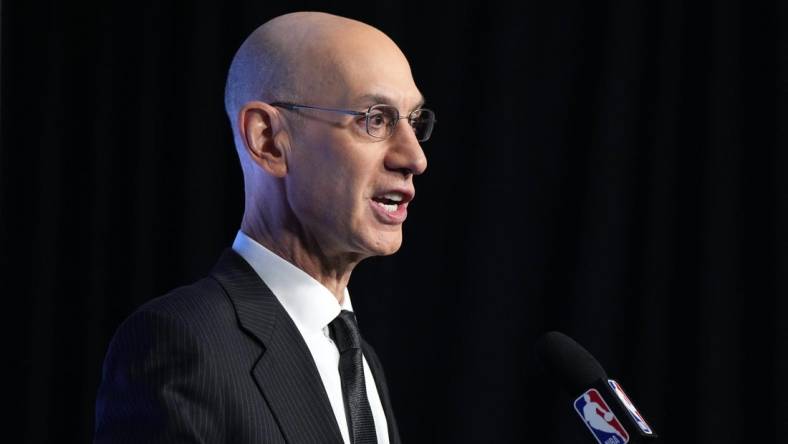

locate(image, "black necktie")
[[329, 310, 378, 444]]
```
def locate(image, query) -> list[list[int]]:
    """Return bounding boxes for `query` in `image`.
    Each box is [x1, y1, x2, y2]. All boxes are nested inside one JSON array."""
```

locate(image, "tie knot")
[[329, 310, 362, 352]]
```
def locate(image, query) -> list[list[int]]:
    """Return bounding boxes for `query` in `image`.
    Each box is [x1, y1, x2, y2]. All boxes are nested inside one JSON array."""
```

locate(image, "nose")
[[384, 120, 428, 177]]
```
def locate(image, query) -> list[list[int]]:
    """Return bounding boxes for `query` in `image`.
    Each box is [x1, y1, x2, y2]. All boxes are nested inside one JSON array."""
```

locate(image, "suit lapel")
[[211, 249, 344, 444]]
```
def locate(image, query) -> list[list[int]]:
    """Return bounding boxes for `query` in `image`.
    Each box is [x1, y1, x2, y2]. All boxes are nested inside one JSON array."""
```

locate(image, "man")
[[93, 11, 434, 444]]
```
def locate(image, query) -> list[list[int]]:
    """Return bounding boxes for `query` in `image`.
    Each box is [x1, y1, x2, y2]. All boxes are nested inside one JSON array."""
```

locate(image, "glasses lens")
[[410, 109, 435, 142], [367, 105, 399, 139]]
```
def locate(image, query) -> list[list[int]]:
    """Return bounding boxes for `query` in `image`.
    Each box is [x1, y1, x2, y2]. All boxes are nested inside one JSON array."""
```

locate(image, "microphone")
[[535, 331, 658, 443]]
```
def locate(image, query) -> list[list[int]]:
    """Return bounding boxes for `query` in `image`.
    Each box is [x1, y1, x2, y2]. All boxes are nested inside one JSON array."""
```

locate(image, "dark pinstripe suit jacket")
[[94, 249, 401, 443]]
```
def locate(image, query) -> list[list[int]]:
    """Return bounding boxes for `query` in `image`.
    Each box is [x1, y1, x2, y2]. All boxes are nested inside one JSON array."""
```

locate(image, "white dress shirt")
[[232, 231, 389, 444]]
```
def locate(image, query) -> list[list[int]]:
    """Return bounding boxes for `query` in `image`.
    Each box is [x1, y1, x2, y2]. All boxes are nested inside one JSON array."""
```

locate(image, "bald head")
[[224, 12, 413, 133]]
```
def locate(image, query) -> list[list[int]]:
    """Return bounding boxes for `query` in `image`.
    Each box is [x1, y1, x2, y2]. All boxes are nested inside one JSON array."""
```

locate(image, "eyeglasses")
[[270, 102, 436, 142]]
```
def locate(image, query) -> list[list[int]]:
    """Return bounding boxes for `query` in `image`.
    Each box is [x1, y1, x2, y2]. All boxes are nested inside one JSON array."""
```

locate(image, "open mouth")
[[372, 192, 405, 213], [372, 192, 404, 213], [370, 189, 413, 223]]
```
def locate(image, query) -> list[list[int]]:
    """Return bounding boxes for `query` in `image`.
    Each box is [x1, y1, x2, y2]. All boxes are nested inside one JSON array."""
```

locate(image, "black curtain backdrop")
[[2, 1, 786, 443]]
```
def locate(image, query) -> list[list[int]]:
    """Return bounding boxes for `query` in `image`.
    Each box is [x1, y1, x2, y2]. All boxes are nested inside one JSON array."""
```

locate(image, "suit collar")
[[231, 230, 349, 336], [210, 249, 345, 443]]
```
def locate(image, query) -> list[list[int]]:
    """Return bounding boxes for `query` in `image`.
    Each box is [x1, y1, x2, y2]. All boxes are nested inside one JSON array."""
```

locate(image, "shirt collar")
[[232, 230, 353, 335]]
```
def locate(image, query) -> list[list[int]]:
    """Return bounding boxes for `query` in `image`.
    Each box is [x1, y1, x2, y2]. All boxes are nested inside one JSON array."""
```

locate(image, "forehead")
[[301, 28, 423, 109]]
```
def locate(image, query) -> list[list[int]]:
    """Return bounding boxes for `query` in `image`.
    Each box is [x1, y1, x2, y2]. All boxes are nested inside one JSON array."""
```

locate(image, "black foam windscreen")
[[534, 331, 607, 396]]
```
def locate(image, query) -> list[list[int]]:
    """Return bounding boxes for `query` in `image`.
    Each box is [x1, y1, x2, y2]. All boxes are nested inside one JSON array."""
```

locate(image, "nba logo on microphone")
[[574, 388, 630, 444]]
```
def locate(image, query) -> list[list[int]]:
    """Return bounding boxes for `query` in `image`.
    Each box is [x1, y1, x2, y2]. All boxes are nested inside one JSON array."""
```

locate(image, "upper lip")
[[372, 187, 414, 204]]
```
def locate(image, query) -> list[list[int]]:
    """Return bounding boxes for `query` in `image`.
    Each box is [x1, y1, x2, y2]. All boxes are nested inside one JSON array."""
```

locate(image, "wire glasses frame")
[[270, 102, 436, 142]]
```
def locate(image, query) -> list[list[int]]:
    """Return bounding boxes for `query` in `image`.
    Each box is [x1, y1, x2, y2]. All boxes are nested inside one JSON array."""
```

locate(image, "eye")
[[368, 110, 388, 129]]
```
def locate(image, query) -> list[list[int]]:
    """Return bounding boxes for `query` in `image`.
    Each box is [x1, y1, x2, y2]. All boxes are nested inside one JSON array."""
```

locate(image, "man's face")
[[283, 36, 428, 261]]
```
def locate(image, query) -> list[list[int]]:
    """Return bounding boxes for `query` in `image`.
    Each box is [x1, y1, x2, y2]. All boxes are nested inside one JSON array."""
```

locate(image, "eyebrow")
[[356, 93, 426, 112]]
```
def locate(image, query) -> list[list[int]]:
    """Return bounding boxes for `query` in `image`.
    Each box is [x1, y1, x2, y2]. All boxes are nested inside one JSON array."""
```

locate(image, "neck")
[[241, 212, 361, 304]]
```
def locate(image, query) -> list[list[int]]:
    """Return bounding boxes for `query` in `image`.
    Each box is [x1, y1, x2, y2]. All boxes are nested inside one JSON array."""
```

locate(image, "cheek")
[[288, 137, 374, 222]]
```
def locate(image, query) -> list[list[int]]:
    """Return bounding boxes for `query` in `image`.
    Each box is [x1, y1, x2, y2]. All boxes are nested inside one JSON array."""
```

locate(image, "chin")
[[364, 230, 403, 256], [378, 243, 402, 256]]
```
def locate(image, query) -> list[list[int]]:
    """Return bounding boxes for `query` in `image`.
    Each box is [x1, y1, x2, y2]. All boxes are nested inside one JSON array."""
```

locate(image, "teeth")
[[376, 202, 398, 212], [382, 192, 403, 202]]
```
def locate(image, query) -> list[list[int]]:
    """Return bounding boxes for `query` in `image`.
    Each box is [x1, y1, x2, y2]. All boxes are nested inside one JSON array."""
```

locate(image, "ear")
[[238, 101, 290, 178]]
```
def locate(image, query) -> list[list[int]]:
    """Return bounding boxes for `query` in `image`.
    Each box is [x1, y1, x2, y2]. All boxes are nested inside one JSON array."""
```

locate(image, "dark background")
[[2, 1, 786, 443]]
